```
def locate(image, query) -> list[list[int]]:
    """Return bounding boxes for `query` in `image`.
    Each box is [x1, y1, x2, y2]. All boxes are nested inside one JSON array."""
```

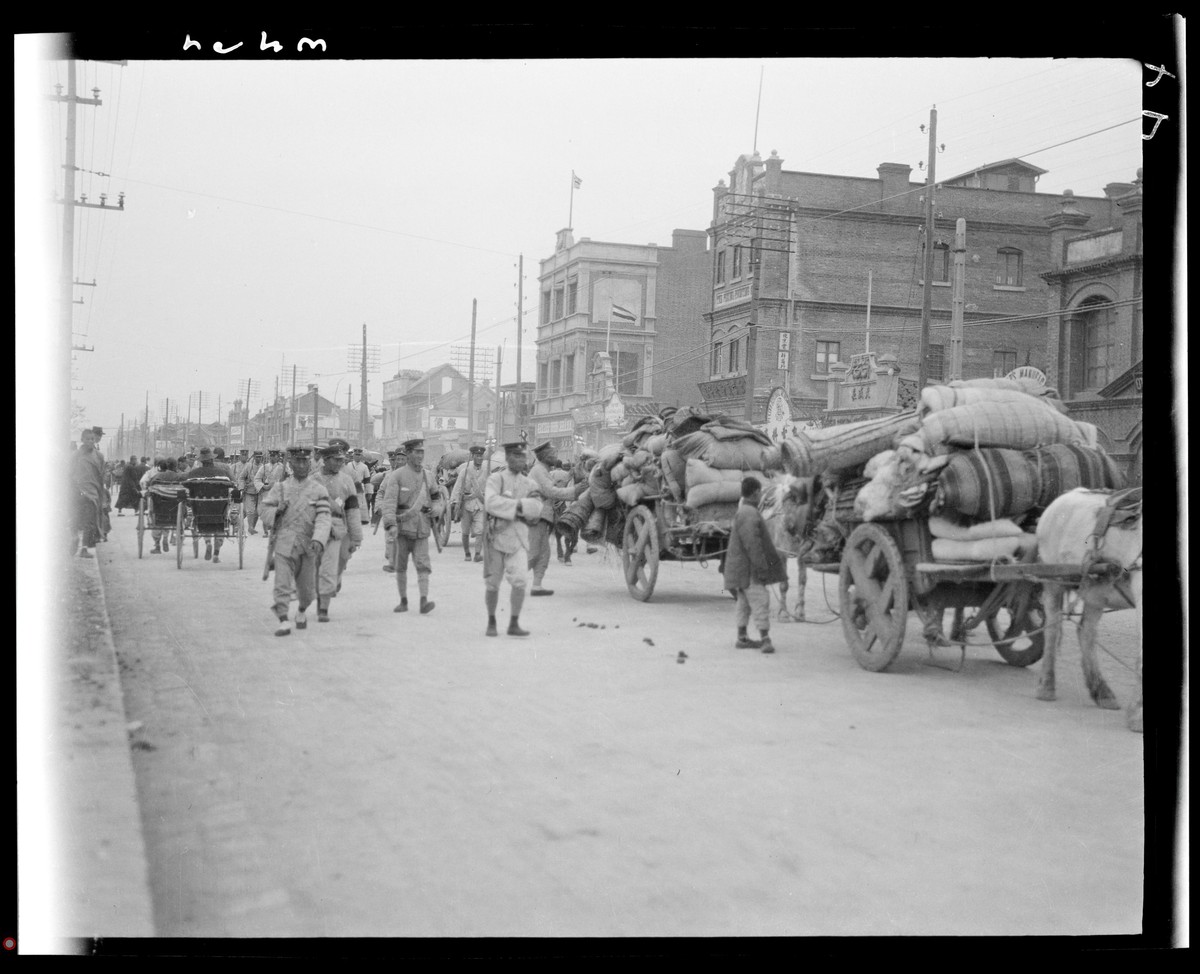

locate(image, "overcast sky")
[[19, 43, 1151, 441]]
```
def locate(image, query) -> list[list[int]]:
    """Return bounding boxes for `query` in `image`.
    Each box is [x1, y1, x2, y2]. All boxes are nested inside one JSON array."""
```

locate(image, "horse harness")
[[1080, 486, 1142, 608]]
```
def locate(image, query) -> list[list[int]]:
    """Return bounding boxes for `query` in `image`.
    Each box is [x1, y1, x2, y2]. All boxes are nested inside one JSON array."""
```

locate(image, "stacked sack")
[[780, 411, 921, 478], [914, 379, 1121, 562]]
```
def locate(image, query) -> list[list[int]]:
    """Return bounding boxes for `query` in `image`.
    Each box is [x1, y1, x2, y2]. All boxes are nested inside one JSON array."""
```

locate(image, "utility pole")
[[468, 299, 477, 442], [743, 221, 761, 423], [52, 59, 124, 446], [360, 323, 368, 448], [515, 255, 524, 436], [143, 392, 149, 457], [495, 345, 504, 446], [949, 218, 967, 381], [313, 384, 318, 449], [291, 366, 298, 447], [918, 105, 938, 390]]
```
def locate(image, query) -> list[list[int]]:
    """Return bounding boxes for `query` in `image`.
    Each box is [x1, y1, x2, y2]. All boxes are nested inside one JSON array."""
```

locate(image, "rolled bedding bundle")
[[928, 515, 1026, 540], [946, 376, 1068, 413], [920, 385, 1062, 418], [684, 457, 754, 486], [686, 480, 743, 507], [588, 463, 618, 510], [672, 428, 775, 471], [780, 411, 920, 477], [930, 534, 1037, 563], [904, 399, 1087, 455]]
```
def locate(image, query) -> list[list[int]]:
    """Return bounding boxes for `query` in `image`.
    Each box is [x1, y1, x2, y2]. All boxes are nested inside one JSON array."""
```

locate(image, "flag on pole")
[[572, 172, 582, 189], [611, 303, 637, 323]]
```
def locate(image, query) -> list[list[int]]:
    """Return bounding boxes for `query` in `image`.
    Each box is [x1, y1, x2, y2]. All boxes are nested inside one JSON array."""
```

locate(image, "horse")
[[1034, 487, 1143, 732], [759, 474, 814, 623]]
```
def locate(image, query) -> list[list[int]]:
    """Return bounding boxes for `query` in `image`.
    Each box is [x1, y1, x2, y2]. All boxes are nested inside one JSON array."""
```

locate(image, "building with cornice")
[[702, 150, 1132, 426], [532, 227, 710, 452]]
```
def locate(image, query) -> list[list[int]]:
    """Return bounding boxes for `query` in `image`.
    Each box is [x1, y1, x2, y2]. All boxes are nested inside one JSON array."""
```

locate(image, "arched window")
[[712, 339, 723, 376], [1080, 296, 1115, 390]]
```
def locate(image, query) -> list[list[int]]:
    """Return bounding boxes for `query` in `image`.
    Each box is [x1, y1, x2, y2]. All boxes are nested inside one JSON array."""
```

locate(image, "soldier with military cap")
[[310, 442, 363, 622], [261, 445, 332, 636], [482, 441, 544, 637], [342, 444, 370, 529], [381, 438, 445, 614], [239, 449, 269, 534], [450, 444, 489, 562], [526, 441, 586, 596]]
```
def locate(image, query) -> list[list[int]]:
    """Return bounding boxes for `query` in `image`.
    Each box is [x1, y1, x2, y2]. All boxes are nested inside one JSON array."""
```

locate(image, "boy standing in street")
[[722, 476, 787, 654]]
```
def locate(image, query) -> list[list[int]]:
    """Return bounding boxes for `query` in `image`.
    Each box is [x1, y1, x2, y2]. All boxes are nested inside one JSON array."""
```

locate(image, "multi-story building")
[[380, 364, 500, 463], [1040, 171, 1143, 484], [532, 227, 710, 452], [701, 150, 1128, 425]]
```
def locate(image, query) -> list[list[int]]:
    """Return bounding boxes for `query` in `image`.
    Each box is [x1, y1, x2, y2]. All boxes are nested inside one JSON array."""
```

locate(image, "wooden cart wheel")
[[838, 522, 909, 671], [621, 504, 659, 602], [176, 501, 185, 570], [986, 583, 1046, 667], [136, 496, 146, 558], [438, 508, 452, 548]]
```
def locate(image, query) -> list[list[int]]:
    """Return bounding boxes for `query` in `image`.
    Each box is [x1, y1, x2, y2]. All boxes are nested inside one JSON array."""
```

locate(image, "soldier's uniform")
[[451, 445, 489, 561], [238, 451, 268, 534], [261, 446, 332, 635], [310, 443, 363, 622], [526, 442, 583, 596], [378, 448, 405, 571], [381, 438, 444, 614], [482, 442, 544, 637], [347, 448, 371, 528]]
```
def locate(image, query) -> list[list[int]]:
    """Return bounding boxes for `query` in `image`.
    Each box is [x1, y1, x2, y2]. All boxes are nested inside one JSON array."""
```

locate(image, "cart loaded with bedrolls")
[[558, 405, 787, 602], [775, 375, 1130, 673]]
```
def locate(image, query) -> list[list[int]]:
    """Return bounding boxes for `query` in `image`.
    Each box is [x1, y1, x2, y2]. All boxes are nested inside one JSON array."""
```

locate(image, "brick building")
[[701, 150, 1129, 424], [1040, 171, 1143, 484], [532, 227, 710, 452], [380, 364, 500, 462]]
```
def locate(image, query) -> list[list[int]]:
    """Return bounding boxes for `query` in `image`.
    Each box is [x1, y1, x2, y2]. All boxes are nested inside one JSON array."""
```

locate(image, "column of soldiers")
[[117, 432, 587, 640]]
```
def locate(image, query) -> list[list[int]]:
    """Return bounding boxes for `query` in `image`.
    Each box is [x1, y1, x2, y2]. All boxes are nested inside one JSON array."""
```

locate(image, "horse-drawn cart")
[[619, 496, 733, 602]]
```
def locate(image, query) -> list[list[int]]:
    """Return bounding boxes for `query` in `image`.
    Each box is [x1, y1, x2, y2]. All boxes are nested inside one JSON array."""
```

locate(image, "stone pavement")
[[37, 547, 156, 949]]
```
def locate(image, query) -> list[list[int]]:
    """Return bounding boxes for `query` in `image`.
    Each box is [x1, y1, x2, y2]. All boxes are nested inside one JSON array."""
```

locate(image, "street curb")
[[56, 551, 157, 940]]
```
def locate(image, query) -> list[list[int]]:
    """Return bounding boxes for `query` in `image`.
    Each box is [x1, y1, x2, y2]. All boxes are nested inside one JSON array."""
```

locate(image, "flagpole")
[[569, 171, 575, 229]]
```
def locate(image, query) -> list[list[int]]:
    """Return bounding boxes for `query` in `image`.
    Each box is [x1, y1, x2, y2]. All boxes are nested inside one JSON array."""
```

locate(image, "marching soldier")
[[239, 449, 268, 535], [379, 447, 405, 572], [450, 444, 489, 562], [311, 442, 363, 623], [347, 447, 371, 529], [526, 441, 586, 596], [261, 445, 332, 636], [381, 438, 444, 614], [482, 441, 544, 637]]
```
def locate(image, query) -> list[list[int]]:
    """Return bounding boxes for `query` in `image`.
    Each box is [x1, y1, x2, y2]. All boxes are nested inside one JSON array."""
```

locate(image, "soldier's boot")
[[317, 598, 330, 623], [274, 612, 292, 637], [507, 589, 529, 636], [394, 598, 409, 613], [464, 542, 472, 561], [735, 627, 763, 650], [295, 607, 308, 630], [420, 596, 435, 615], [485, 590, 499, 636], [151, 543, 161, 554], [760, 635, 775, 655]]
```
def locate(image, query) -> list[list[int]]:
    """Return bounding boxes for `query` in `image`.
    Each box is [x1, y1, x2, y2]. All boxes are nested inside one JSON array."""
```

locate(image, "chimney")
[[764, 150, 784, 195], [1115, 168, 1142, 257], [877, 163, 913, 211], [1043, 190, 1092, 269], [712, 178, 728, 225]]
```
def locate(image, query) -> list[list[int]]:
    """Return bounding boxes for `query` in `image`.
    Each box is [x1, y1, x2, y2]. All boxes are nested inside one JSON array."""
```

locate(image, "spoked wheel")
[[839, 522, 909, 671], [621, 504, 660, 602], [176, 503, 186, 570], [136, 497, 146, 558], [986, 582, 1046, 667], [437, 509, 452, 549], [237, 509, 246, 569]]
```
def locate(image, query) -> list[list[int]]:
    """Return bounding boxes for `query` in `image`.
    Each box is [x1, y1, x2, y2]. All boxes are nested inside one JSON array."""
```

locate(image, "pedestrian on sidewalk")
[[71, 428, 111, 558], [482, 441, 544, 637], [722, 476, 787, 654], [261, 445, 332, 636], [311, 442, 363, 622], [381, 438, 444, 615]]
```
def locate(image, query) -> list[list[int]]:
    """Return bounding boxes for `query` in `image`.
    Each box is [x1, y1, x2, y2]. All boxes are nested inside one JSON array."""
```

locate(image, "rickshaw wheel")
[[621, 505, 659, 602], [237, 506, 246, 569], [986, 583, 1046, 667], [839, 522, 908, 671], [136, 496, 146, 558]]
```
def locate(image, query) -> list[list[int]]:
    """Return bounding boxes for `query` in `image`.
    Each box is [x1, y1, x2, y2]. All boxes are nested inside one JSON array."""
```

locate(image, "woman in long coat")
[[115, 454, 146, 514]]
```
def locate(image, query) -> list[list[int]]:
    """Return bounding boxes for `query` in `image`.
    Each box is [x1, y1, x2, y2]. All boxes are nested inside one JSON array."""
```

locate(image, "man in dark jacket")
[[722, 476, 787, 653]]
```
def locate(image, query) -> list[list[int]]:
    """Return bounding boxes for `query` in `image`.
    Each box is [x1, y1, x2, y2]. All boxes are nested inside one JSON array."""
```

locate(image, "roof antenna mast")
[[753, 64, 764, 153]]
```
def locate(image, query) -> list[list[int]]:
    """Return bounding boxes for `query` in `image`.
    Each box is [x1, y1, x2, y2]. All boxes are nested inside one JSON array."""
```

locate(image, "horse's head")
[[760, 474, 814, 549]]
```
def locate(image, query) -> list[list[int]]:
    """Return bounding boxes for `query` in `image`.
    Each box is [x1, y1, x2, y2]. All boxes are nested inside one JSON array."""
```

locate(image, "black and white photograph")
[[15, 25, 1185, 955]]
